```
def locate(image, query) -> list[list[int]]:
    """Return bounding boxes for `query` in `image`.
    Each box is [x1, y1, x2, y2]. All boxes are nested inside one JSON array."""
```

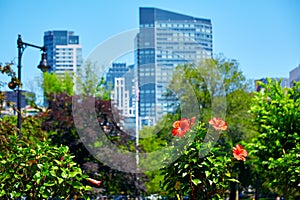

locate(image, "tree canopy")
[[245, 79, 300, 198]]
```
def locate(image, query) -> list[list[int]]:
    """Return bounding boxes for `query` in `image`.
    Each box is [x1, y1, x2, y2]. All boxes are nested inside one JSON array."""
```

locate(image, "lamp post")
[[15, 34, 51, 138]]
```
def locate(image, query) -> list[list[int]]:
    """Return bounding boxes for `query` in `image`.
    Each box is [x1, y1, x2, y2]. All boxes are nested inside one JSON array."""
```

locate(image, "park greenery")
[[0, 64, 92, 199], [245, 79, 300, 198], [1, 56, 300, 199]]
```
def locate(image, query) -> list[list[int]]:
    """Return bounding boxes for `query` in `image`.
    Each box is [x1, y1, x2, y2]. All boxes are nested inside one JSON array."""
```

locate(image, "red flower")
[[172, 117, 196, 137], [232, 144, 248, 161], [208, 117, 227, 131], [88, 178, 102, 186], [61, 156, 64, 161]]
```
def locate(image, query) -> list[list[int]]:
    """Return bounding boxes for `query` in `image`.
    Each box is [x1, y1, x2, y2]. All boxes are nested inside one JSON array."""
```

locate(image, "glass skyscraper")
[[137, 7, 213, 126], [44, 30, 82, 76]]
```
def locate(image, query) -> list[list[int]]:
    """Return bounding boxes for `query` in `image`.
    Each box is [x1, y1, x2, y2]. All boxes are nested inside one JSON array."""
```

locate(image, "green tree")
[[43, 72, 74, 96], [245, 79, 300, 198], [169, 56, 252, 127], [76, 61, 111, 99]]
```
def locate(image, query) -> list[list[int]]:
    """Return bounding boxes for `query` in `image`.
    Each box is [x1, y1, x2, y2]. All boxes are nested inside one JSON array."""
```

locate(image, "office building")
[[106, 63, 136, 130], [44, 30, 82, 76], [278, 78, 290, 88], [289, 64, 300, 86], [1, 90, 35, 116], [106, 63, 136, 109], [137, 7, 213, 126], [4, 90, 35, 109], [112, 77, 135, 117], [106, 63, 130, 89]]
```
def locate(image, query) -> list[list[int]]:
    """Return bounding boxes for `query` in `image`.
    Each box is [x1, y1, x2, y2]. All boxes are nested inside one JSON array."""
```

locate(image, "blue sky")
[[0, 0, 299, 92]]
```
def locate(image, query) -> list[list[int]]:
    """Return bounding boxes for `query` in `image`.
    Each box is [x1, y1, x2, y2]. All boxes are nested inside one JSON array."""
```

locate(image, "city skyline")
[[0, 1, 299, 92]]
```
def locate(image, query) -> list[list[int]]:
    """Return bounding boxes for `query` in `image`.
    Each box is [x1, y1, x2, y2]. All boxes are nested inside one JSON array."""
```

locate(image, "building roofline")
[[139, 7, 211, 23]]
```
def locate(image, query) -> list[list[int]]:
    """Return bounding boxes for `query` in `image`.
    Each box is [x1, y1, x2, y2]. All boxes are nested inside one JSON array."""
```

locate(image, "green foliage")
[[144, 171, 165, 195], [170, 57, 253, 142], [43, 72, 74, 96], [138, 117, 173, 195], [160, 122, 236, 199], [170, 57, 250, 115], [226, 89, 254, 144], [246, 79, 300, 198], [0, 135, 91, 199], [1, 62, 92, 199], [0, 114, 92, 199], [0, 115, 47, 142], [76, 62, 111, 98]]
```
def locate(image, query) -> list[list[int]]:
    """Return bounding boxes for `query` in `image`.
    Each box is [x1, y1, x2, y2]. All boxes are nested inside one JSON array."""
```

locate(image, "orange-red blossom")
[[172, 117, 196, 137], [232, 144, 248, 161], [208, 117, 228, 131]]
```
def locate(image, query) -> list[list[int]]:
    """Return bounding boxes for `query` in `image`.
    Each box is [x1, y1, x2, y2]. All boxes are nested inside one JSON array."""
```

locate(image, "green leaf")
[[50, 170, 56, 177], [57, 177, 64, 184], [205, 170, 211, 177], [72, 181, 83, 189], [44, 182, 55, 186], [37, 163, 43, 169], [61, 170, 68, 179], [191, 179, 201, 185], [34, 171, 41, 179], [225, 171, 231, 177], [182, 172, 188, 177], [69, 171, 80, 178], [25, 184, 32, 191], [227, 178, 239, 182]]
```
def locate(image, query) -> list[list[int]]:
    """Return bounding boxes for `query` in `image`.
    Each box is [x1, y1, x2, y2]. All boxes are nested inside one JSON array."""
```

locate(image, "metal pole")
[[17, 34, 22, 138], [14, 34, 49, 138], [135, 81, 139, 168], [135, 81, 140, 199]]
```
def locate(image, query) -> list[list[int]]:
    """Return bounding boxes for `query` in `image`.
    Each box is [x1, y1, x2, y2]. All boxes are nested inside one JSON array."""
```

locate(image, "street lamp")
[[14, 34, 51, 138]]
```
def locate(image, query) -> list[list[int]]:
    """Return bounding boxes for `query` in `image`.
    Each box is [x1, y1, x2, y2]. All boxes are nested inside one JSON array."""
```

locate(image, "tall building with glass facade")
[[137, 7, 213, 126], [44, 30, 82, 76]]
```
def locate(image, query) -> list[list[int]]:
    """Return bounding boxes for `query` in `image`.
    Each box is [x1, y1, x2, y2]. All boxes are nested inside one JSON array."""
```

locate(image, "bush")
[[0, 135, 91, 199]]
